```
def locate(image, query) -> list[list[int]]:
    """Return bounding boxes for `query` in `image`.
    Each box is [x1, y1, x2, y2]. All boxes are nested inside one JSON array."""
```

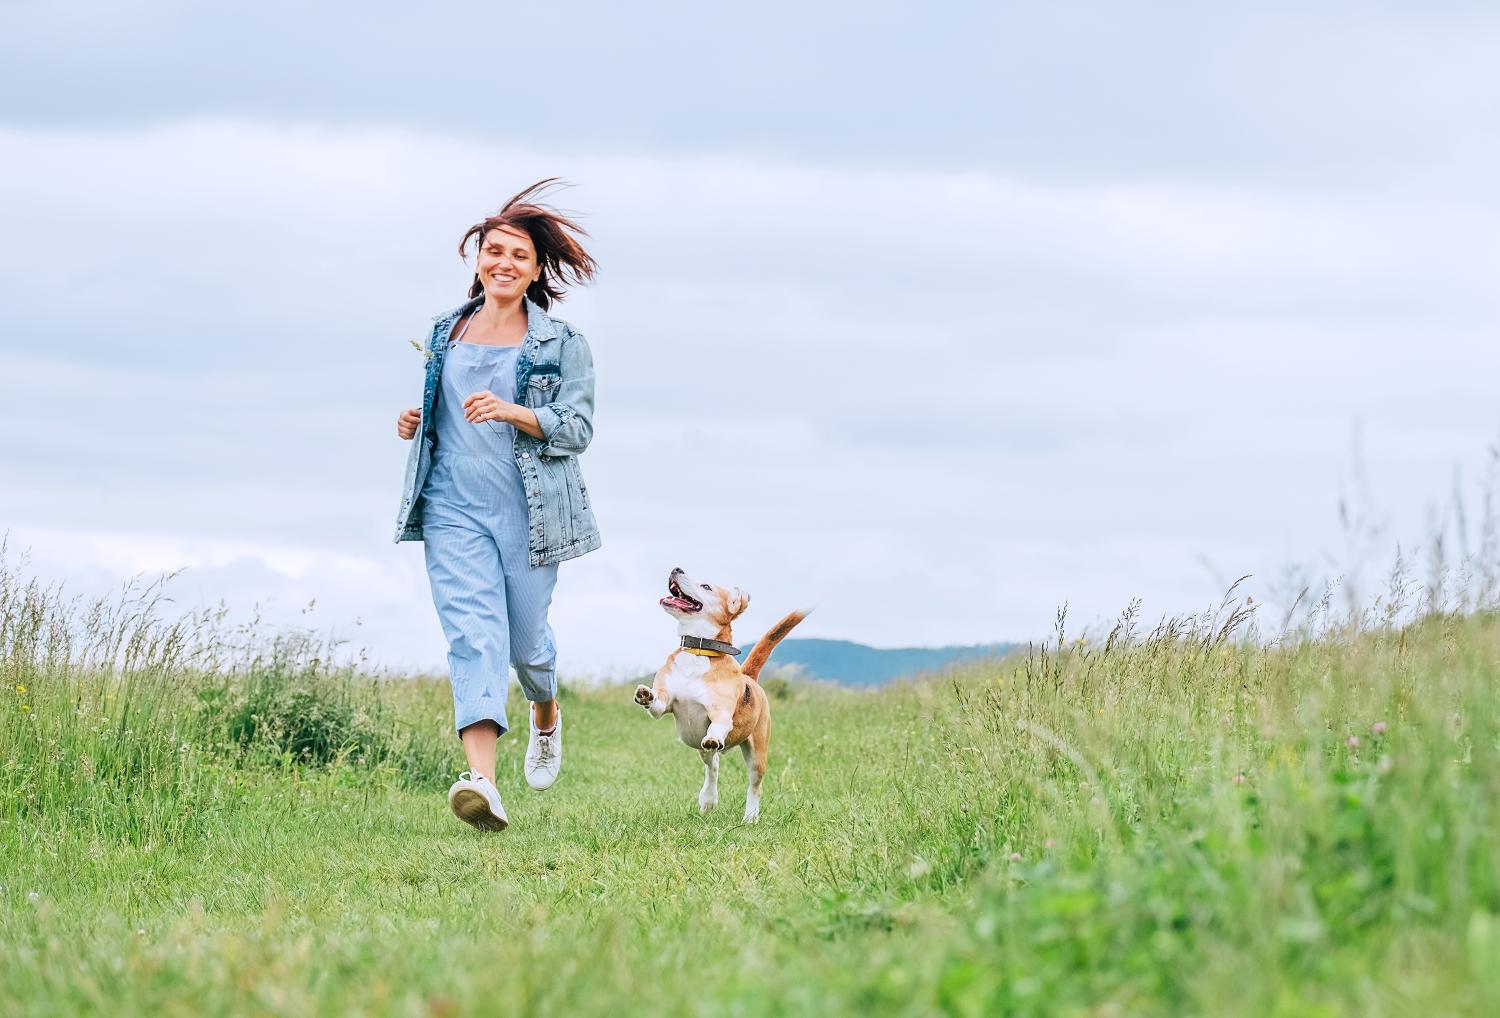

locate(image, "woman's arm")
[[531, 328, 596, 456], [506, 405, 545, 441], [461, 328, 595, 451], [463, 392, 544, 439]]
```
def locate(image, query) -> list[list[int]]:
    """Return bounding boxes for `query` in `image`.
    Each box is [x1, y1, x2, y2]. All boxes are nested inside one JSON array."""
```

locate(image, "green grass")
[[3, 554, 1500, 1015]]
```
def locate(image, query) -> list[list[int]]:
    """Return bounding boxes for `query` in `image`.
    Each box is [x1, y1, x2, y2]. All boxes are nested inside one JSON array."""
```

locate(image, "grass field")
[[4, 552, 1500, 1016]]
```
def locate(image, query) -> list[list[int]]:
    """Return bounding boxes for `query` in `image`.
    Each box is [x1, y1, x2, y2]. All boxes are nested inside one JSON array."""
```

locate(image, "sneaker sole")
[[449, 788, 508, 832], [525, 769, 558, 791]]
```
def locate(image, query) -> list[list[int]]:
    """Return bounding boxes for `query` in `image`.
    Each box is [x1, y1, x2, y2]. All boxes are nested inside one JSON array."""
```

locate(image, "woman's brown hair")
[[460, 178, 598, 309]]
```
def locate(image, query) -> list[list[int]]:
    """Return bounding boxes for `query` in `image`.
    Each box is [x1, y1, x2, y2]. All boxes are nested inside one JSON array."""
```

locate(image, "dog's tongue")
[[660, 595, 697, 610]]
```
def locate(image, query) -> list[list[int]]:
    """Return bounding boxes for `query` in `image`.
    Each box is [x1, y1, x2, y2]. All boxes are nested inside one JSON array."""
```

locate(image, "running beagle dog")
[[634, 567, 808, 823]]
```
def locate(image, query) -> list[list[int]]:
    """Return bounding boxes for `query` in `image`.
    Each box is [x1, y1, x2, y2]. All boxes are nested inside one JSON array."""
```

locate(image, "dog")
[[633, 567, 808, 823]]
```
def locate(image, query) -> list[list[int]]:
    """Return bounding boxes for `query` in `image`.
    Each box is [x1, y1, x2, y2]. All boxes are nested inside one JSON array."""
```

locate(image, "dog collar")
[[680, 635, 740, 657]]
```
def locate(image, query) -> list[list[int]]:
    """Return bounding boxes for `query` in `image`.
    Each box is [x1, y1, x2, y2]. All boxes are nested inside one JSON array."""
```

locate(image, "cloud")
[[4, 2, 1498, 188], [2, 110, 1498, 675]]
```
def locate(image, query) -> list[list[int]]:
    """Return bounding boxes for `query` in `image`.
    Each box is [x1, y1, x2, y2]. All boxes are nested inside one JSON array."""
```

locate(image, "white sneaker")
[[447, 771, 508, 831], [524, 705, 562, 790]]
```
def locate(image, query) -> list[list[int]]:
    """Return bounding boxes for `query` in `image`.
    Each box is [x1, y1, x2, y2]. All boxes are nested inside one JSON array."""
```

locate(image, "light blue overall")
[[421, 320, 558, 737]]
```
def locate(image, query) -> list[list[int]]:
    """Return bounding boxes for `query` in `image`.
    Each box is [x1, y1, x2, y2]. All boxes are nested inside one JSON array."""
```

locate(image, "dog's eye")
[[700, 584, 711, 591]]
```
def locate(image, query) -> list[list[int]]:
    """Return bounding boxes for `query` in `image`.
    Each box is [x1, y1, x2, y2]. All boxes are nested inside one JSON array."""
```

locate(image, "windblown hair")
[[459, 178, 598, 309]]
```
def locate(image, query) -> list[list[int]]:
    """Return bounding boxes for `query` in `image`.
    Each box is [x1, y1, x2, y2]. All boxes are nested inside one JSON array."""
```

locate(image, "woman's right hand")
[[396, 408, 421, 440]]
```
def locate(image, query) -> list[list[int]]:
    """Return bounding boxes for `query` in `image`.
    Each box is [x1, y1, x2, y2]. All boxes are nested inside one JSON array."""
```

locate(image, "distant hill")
[[735, 638, 1018, 686]]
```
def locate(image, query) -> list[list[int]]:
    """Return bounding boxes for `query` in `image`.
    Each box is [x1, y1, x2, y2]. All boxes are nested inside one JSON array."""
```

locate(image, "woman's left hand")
[[462, 390, 518, 425]]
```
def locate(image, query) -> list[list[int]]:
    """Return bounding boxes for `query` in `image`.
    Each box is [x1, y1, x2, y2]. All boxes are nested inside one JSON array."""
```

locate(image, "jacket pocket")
[[536, 456, 576, 548], [568, 456, 591, 512], [525, 373, 559, 409]]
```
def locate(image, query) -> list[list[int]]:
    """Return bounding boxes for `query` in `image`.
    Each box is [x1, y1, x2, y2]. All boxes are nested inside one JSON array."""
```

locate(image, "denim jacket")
[[394, 294, 601, 566]]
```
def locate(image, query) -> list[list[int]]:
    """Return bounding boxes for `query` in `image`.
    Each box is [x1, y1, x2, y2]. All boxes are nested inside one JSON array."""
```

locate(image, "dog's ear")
[[728, 587, 751, 618]]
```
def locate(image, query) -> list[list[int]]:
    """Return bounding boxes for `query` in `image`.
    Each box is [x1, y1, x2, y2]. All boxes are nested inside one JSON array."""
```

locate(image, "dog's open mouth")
[[660, 576, 703, 613]]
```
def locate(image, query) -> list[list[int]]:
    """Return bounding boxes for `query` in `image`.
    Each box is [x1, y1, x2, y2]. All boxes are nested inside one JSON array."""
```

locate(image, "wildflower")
[[14, 684, 24, 694], [26, 891, 39, 904], [1233, 773, 1246, 785], [1044, 838, 1056, 849], [20, 705, 29, 713], [1009, 852, 1022, 862], [1372, 722, 1387, 736], [1346, 735, 1360, 749]]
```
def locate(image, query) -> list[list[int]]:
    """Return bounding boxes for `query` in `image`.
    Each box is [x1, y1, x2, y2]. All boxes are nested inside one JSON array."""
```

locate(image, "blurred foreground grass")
[[3, 546, 1499, 1016]]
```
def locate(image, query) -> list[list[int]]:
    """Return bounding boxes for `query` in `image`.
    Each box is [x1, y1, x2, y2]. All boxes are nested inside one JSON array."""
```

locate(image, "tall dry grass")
[[0, 537, 458, 847]]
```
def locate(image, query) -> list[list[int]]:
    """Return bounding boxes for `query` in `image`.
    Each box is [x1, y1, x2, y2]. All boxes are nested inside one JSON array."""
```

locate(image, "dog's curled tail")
[[741, 608, 812, 681]]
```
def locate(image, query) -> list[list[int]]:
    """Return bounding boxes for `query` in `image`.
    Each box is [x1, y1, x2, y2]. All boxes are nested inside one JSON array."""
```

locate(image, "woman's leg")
[[423, 515, 513, 746], [506, 561, 562, 789], [459, 719, 501, 784], [502, 559, 561, 725]]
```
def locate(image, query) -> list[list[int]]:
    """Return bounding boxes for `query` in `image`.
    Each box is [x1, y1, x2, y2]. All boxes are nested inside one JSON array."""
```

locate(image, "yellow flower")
[[20, 705, 30, 712], [13, 685, 24, 694]]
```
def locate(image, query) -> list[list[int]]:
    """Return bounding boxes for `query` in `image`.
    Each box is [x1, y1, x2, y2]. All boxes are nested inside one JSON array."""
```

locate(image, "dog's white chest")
[[664, 654, 713, 747]]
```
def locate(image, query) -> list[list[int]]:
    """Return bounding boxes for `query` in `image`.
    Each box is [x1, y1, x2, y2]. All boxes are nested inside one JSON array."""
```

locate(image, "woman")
[[393, 179, 600, 832]]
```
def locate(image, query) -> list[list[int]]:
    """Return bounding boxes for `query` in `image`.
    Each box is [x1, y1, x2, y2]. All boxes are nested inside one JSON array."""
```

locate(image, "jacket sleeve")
[[534, 327, 595, 456]]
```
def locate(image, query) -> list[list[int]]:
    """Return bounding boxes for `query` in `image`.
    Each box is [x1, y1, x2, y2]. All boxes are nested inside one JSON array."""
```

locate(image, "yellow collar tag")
[[682, 646, 725, 657]]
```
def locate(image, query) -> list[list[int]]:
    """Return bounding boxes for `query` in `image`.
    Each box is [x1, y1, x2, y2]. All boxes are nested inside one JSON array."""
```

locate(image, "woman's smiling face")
[[476, 224, 540, 303]]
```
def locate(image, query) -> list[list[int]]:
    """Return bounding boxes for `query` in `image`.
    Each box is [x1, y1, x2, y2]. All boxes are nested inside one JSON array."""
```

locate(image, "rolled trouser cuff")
[[453, 687, 509, 739], [515, 663, 557, 704]]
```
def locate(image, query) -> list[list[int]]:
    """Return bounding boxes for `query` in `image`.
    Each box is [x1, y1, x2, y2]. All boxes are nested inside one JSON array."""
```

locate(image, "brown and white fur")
[[633, 567, 808, 823]]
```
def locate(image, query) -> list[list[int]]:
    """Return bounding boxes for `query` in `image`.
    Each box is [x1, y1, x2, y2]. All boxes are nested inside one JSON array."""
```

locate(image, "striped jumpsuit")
[[421, 320, 558, 736]]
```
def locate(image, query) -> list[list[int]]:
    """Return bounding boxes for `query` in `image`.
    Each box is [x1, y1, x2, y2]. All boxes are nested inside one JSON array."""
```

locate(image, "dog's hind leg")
[[698, 749, 719, 813], [740, 735, 767, 824]]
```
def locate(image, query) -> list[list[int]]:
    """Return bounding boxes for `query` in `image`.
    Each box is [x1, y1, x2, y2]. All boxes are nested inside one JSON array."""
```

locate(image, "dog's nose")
[[670, 567, 684, 577]]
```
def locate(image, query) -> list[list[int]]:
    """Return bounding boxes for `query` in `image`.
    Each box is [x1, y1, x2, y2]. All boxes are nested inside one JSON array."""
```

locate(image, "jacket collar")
[[434, 294, 559, 341]]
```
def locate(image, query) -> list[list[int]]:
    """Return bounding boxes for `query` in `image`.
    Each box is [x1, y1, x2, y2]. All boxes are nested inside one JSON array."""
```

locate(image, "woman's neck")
[[477, 295, 526, 333]]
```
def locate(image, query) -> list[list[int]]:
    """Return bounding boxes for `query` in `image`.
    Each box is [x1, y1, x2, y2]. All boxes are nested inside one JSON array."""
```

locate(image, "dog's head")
[[660, 567, 750, 633]]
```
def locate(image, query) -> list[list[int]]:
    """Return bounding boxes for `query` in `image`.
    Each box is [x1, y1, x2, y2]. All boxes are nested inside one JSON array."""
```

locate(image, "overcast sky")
[[3, 2, 1499, 679]]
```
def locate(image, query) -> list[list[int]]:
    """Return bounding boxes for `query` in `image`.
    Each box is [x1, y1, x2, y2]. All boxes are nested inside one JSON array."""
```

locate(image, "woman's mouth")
[[659, 577, 703, 612]]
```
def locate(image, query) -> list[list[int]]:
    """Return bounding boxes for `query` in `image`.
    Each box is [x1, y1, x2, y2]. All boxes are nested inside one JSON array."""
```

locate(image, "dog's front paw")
[[700, 735, 723, 752], [634, 684, 654, 708], [699, 793, 718, 814]]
